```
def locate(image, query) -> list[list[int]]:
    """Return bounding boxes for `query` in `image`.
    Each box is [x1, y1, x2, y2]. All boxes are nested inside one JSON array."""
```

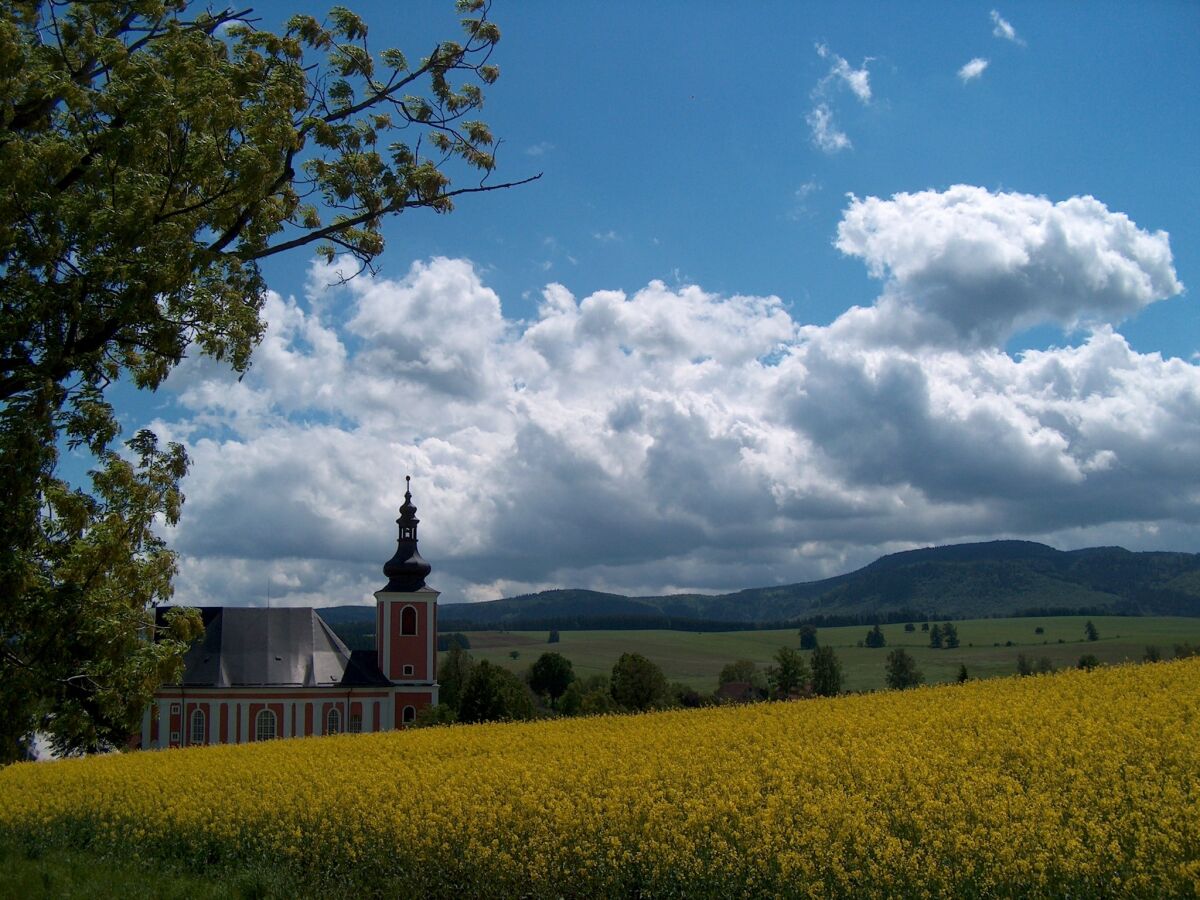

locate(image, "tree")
[[558, 681, 583, 716], [548, 629, 560, 644], [528, 652, 574, 709], [670, 682, 705, 708], [920, 622, 930, 632], [0, 0, 535, 762], [956, 664, 968, 683], [767, 646, 810, 699], [798, 624, 818, 650], [810, 646, 843, 697], [884, 649, 923, 690], [942, 622, 959, 649], [437, 632, 471, 651], [1016, 653, 1033, 677], [436, 644, 474, 713], [1085, 620, 1099, 642], [929, 624, 943, 649], [579, 688, 618, 716], [610, 653, 668, 712], [1077, 654, 1100, 671], [457, 660, 535, 723], [1144, 645, 1162, 663], [864, 624, 886, 649], [715, 662, 763, 696], [904, 622, 916, 633]]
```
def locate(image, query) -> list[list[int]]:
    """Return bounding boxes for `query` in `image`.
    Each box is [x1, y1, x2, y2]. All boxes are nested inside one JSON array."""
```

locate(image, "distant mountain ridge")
[[423, 541, 1200, 630]]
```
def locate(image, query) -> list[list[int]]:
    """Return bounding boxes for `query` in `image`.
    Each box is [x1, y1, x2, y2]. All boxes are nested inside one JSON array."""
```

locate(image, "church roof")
[[160, 607, 389, 688]]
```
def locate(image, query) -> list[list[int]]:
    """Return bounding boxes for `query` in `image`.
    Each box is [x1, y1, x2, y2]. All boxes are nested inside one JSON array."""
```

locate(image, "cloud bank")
[[158, 187, 1195, 608]]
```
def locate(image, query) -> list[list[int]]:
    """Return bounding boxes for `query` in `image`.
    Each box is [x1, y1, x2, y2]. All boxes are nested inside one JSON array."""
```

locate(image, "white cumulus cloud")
[[835, 185, 1182, 346], [958, 58, 990, 82], [158, 189, 1194, 608]]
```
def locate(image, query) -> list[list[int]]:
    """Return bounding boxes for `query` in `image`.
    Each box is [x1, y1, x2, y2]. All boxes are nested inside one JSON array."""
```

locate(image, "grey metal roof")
[[162, 607, 387, 688]]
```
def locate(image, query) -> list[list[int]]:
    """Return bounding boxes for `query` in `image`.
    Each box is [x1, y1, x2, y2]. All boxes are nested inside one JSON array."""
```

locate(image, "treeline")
[[416, 647, 703, 727], [435, 614, 771, 632], [435, 605, 1139, 634]]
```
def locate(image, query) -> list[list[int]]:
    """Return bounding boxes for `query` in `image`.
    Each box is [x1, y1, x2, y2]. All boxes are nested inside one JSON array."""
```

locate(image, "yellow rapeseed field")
[[2, 660, 1198, 897]]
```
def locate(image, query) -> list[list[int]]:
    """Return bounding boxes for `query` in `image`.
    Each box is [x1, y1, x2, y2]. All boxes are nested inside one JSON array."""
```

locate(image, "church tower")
[[375, 477, 438, 722]]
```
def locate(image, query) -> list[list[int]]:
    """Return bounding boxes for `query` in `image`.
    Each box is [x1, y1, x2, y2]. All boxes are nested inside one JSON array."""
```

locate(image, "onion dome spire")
[[382, 476, 432, 591]]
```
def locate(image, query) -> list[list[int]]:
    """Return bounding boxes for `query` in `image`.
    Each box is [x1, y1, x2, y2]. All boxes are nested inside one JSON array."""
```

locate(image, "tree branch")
[[244, 172, 541, 261]]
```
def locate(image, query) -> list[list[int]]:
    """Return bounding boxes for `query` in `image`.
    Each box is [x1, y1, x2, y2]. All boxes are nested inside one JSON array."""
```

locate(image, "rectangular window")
[[169, 731, 180, 744], [190, 709, 206, 745], [349, 711, 363, 733], [169, 702, 181, 715], [403, 664, 414, 676]]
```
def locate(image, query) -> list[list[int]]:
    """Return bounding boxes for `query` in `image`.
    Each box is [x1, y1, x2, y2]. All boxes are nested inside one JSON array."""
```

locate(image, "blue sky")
[[136, 2, 1199, 607]]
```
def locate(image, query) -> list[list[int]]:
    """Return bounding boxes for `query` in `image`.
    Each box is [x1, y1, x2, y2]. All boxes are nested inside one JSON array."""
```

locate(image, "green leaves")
[[0, 0, 535, 762]]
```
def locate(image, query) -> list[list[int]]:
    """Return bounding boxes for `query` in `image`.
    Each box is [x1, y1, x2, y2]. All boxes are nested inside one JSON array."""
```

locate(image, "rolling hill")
[[423, 541, 1200, 630]]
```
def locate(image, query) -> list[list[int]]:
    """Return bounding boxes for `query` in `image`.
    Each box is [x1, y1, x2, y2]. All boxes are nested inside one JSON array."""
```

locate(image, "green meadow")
[[454, 615, 1200, 692]]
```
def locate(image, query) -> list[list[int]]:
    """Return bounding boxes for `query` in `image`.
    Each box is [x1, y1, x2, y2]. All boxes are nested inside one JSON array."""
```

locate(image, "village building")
[[140, 478, 439, 749]]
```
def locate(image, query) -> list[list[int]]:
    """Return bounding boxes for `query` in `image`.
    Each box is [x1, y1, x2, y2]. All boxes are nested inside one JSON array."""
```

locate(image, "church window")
[[402, 705, 416, 724], [327, 708, 341, 735], [190, 708, 206, 745], [255, 709, 276, 742], [349, 710, 363, 733], [403, 664, 414, 676], [401, 606, 417, 635]]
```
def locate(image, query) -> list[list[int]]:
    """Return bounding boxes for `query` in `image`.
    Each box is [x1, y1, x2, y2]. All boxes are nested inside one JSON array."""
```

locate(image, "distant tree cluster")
[[929, 622, 959, 649], [437, 632, 472, 652], [1016, 654, 1055, 676], [716, 642, 845, 703], [427, 647, 693, 725]]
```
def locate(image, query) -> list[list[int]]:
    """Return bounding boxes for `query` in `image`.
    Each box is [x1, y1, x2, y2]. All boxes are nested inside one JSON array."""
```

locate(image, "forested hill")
[[423, 541, 1200, 630]]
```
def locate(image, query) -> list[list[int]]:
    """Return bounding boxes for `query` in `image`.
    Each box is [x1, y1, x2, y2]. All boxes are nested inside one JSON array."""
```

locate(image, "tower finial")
[[383, 475, 430, 591]]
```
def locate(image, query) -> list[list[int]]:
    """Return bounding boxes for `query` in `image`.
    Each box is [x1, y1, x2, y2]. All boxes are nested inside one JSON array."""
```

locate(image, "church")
[[140, 478, 439, 749]]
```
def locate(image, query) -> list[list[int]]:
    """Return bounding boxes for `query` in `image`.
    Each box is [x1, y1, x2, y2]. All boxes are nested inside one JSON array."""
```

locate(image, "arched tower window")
[[327, 708, 341, 735], [255, 709, 276, 742], [401, 605, 417, 635], [190, 708, 206, 745], [402, 705, 416, 724]]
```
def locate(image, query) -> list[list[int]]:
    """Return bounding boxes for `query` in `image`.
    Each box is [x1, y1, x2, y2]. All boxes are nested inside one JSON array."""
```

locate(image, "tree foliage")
[[809, 646, 843, 697], [942, 621, 960, 649], [610, 652, 668, 712], [457, 660, 535, 723], [798, 624, 818, 650], [766, 646, 809, 699], [436, 643, 474, 713], [864, 624, 886, 649], [528, 651, 574, 708], [0, 0, 533, 761], [884, 649, 923, 690]]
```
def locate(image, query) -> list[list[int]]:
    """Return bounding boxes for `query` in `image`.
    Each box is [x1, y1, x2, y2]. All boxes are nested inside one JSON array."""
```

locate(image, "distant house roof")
[[158, 607, 389, 688]]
